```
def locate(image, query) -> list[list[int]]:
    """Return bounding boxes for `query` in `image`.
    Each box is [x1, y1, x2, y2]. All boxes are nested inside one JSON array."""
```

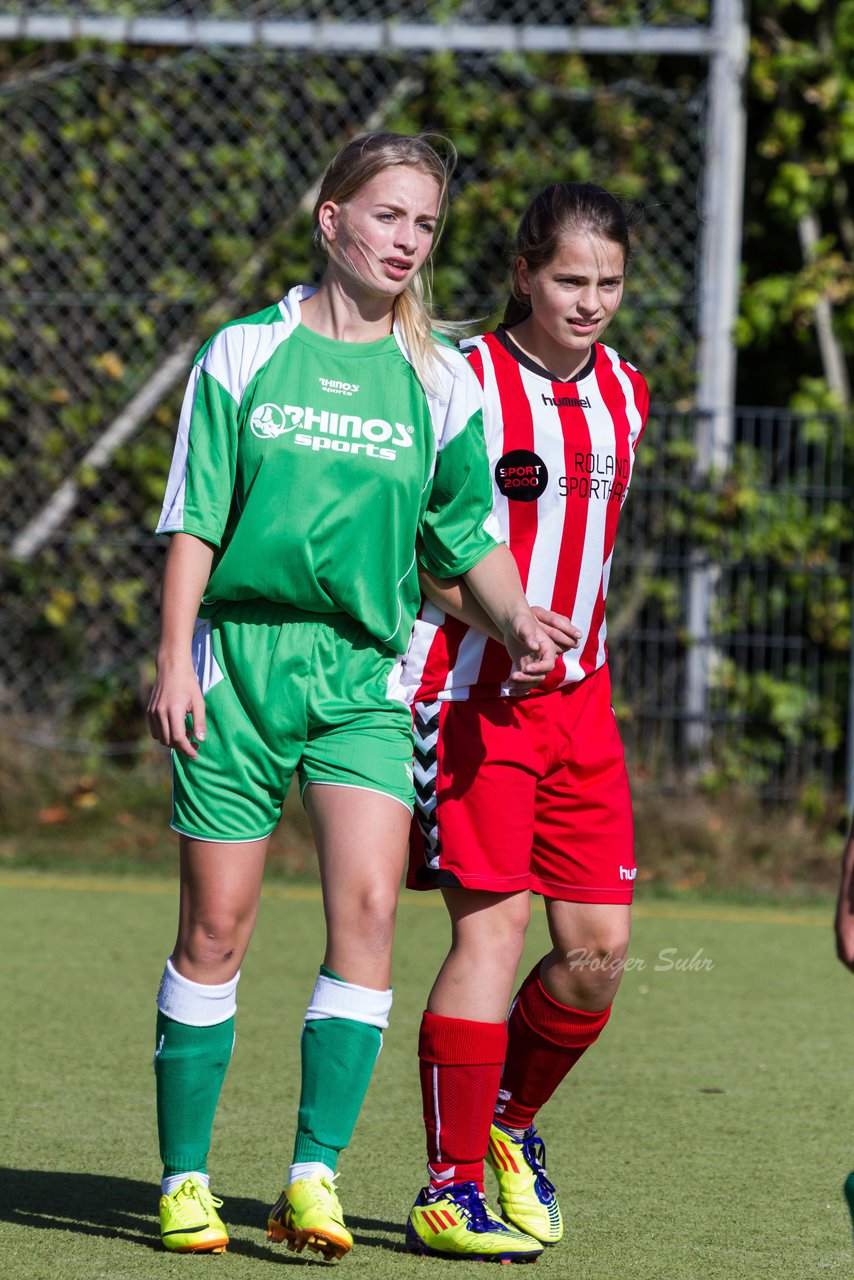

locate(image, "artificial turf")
[[1, 872, 853, 1279]]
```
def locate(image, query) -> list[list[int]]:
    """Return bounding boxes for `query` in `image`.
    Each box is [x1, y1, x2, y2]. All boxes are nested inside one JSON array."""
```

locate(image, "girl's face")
[[517, 232, 625, 359], [318, 166, 441, 299]]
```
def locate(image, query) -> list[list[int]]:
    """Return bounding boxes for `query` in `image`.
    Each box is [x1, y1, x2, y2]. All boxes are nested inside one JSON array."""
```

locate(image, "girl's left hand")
[[531, 606, 582, 652]]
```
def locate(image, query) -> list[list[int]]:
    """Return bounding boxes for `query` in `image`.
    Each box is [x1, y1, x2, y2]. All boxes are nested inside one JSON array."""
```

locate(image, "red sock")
[[418, 1011, 508, 1193], [496, 964, 612, 1130]]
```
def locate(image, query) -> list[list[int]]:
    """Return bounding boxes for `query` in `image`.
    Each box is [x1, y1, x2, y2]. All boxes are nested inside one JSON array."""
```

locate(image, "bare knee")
[[544, 914, 631, 1008], [337, 884, 399, 956], [177, 905, 254, 971]]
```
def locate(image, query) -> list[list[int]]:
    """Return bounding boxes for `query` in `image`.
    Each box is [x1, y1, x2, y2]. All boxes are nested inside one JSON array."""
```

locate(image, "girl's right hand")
[[147, 661, 207, 759]]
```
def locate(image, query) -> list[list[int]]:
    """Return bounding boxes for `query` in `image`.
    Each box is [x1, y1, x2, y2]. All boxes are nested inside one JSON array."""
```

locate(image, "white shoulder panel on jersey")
[[156, 363, 201, 534], [156, 286, 316, 537], [200, 287, 309, 404]]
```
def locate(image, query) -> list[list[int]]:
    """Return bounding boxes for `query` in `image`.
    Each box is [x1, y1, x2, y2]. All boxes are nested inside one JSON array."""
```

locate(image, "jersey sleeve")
[[418, 357, 501, 579], [155, 340, 240, 547], [631, 367, 650, 449]]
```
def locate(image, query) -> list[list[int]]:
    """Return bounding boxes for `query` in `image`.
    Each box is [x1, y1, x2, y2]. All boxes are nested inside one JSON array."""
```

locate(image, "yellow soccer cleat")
[[487, 1122, 563, 1244], [159, 1175, 229, 1253], [267, 1174, 353, 1262], [406, 1182, 542, 1262]]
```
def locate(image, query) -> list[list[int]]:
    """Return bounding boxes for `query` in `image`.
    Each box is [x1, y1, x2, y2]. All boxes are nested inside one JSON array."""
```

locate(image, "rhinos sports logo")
[[249, 401, 415, 463], [249, 403, 302, 438]]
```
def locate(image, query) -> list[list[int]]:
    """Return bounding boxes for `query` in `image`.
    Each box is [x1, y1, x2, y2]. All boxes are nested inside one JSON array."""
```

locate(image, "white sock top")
[[161, 1171, 209, 1196], [305, 973, 392, 1029], [288, 1161, 335, 1186], [157, 957, 240, 1026]]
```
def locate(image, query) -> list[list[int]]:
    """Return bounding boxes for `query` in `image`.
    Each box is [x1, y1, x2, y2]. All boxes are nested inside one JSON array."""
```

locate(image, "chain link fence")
[[1, 5, 850, 797], [609, 408, 850, 798]]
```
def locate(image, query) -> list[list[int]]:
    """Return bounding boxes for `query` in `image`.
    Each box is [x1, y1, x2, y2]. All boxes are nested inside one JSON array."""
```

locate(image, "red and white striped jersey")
[[397, 327, 649, 702]]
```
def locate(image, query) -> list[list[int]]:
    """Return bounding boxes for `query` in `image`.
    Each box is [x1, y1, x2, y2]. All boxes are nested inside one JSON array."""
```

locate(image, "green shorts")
[[171, 601, 415, 842]]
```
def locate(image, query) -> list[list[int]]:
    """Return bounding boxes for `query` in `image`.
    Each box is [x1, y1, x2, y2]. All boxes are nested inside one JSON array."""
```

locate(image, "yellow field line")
[[0, 871, 831, 928]]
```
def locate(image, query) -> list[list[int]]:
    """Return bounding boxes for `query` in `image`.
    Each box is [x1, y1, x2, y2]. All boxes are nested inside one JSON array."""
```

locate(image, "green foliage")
[[609, 405, 852, 794], [704, 431, 851, 673], [741, 0, 854, 404]]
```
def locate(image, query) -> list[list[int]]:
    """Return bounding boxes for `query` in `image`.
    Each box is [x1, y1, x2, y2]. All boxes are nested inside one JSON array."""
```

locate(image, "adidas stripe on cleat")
[[488, 1123, 563, 1244], [159, 1175, 229, 1253], [406, 1182, 543, 1262], [267, 1174, 353, 1262]]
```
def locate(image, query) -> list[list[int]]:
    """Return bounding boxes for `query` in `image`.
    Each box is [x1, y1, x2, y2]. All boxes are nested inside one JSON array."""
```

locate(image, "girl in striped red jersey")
[[401, 184, 649, 1262]]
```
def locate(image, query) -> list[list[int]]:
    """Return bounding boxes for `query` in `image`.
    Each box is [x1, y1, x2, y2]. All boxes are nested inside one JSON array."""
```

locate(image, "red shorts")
[[408, 664, 635, 903]]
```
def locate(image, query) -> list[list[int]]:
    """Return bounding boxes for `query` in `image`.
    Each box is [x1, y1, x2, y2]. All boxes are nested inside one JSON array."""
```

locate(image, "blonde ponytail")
[[393, 256, 456, 394]]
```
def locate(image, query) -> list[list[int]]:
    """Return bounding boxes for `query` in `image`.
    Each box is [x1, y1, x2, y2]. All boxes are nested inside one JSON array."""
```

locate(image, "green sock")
[[292, 966, 382, 1171], [155, 1010, 234, 1176]]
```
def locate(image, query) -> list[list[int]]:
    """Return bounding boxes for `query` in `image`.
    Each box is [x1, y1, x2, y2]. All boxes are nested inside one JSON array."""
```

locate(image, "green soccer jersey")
[[157, 286, 501, 653]]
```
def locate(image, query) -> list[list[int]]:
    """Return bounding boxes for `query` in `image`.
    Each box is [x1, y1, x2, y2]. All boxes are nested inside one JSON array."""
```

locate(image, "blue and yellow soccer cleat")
[[406, 1181, 543, 1262], [159, 1175, 229, 1253], [267, 1174, 353, 1261], [487, 1122, 564, 1244]]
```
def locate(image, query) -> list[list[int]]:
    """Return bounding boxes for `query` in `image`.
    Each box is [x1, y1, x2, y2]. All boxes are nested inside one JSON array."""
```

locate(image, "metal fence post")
[[685, 0, 749, 752]]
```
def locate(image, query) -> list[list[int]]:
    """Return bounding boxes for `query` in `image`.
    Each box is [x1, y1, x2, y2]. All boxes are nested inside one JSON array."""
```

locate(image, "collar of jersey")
[[279, 283, 401, 357], [492, 325, 597, 385]]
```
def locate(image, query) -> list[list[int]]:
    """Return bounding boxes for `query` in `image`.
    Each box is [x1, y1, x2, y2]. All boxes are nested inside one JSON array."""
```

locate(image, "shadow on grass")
[[0, 1168, 406, 1260]]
